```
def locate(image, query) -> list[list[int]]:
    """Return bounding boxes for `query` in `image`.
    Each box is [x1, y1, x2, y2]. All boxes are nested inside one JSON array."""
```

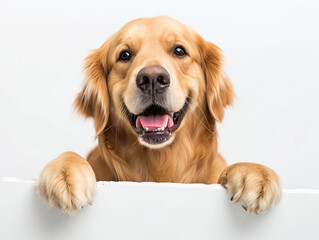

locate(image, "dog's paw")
[[38, 152, 96, 213], [218, 162, 281, 214]]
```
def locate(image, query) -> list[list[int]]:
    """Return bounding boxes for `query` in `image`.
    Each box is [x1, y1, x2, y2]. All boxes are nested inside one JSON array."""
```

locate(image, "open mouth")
[[125, 97, 190, 146]]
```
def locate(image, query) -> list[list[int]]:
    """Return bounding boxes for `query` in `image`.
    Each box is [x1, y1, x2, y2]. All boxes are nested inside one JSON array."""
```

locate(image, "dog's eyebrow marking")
[[113, 36, 142, 55], [162, 33, 182, 48], [161, 33, 191, 54], [114, 36, 131, 48]]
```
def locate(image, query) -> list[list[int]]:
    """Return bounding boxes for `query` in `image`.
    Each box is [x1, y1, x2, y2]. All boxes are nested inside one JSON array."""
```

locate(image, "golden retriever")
[[38, 16, 281, 214]]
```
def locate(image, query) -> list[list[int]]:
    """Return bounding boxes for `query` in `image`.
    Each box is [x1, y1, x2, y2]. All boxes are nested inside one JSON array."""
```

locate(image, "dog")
[[38, 16, 281, 213]]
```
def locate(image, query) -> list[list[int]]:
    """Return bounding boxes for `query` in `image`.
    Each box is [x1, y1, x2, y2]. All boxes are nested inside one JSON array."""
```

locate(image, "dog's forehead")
[[123, 16, 184, 31], [118, 16, 194, 43]]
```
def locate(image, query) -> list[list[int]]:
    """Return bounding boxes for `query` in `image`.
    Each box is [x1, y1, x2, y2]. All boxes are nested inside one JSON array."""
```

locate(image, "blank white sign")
[[0, 178, 318, 240]]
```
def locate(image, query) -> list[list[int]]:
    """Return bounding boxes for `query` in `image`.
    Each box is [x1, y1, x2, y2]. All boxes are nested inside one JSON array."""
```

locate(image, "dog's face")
[[75, 16, 233, 149]]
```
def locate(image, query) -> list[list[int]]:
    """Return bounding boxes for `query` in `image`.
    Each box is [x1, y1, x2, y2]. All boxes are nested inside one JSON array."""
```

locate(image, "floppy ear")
[[200, 40, 234, 122], [74, 46, 110, 135]]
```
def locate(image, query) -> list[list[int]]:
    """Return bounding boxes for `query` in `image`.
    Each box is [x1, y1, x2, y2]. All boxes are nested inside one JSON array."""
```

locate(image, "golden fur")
[[38, 16, 281, 214]]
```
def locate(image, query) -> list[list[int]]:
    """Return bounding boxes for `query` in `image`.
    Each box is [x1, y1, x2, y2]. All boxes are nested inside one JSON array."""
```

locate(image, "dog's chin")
[[138, 135, 175, 149], [124, 97, 190, 149]]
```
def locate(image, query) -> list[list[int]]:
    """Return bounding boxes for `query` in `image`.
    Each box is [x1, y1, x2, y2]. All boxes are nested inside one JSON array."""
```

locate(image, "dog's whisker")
[[187, 102, 215, 135], [187, 96, 211, 127], [100, 119, 119, 135], [98, 100, 127, 136]]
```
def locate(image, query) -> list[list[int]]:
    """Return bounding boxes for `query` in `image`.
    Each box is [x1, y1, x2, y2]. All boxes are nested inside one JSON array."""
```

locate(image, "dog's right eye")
[[119, 50, 132, 62]]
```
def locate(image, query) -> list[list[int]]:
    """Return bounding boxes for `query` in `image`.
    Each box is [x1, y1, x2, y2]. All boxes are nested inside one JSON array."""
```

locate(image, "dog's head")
[[75, 16, 234, 149]]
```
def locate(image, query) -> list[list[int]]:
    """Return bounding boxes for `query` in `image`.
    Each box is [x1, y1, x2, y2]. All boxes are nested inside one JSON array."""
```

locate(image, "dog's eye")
[[173, 46, 187, 57], [119, 50, 132, 62]]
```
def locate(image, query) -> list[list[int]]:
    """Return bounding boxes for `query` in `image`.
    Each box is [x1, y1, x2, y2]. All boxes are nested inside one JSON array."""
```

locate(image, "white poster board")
[[0, 178, 318, 240]]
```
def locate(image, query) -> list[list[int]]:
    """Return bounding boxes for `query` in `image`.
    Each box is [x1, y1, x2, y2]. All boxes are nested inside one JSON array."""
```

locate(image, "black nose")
[[136, 66, 170, 94]]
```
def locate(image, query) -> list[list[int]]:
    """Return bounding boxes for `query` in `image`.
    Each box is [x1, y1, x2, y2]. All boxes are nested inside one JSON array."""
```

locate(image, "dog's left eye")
[[173, 46, 187, 57], [119, 50, 132, 62]]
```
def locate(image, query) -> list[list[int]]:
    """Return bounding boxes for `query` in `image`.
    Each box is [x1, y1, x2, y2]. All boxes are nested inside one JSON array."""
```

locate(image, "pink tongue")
[[136, 114, 174, 129]]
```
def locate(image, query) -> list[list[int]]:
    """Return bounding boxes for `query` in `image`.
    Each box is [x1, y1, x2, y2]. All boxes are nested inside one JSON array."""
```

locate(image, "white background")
[[0, 0, 318, 189]]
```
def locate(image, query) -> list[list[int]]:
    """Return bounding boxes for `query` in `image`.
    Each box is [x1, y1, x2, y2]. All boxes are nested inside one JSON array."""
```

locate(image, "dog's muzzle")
[[123, 66, 190, 148]]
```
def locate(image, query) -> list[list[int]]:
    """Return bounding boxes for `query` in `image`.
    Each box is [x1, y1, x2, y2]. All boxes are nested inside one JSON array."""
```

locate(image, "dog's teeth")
[[164, 118, 168, 127], [144, 127, 166, 132]]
